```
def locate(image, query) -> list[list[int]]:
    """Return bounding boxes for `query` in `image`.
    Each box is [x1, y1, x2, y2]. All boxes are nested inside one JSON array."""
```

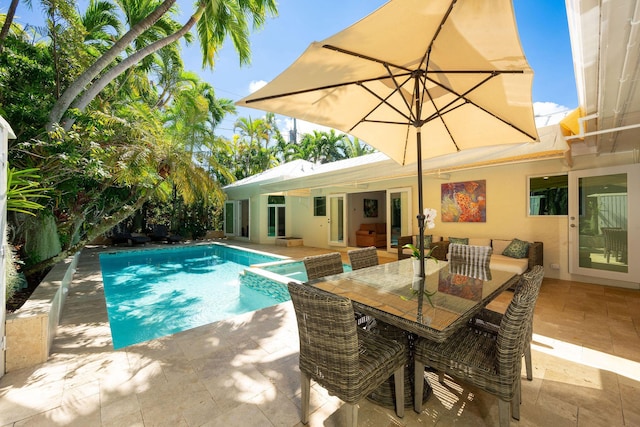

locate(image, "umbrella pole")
[[416, 127, 426, 279]]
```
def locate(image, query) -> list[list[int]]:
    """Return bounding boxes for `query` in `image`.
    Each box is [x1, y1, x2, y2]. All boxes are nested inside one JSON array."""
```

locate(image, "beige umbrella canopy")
[[237, 0, 539, 277]]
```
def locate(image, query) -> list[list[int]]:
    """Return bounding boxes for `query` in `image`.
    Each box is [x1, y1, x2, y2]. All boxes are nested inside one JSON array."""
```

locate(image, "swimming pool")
[[99, 243, 287, 349], [255, 260, 352, 282]]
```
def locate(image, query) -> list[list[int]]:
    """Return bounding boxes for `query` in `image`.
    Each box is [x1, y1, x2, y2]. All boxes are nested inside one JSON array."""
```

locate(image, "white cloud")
[[533, 101, 573, 126], [248, 80, 267, 93]]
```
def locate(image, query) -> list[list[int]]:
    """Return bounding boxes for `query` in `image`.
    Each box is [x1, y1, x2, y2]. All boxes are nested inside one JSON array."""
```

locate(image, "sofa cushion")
[[468, 237, 491, 247], [375, 223, 386, 234], [490, 254, 529, 275], [360, 223, 377, 232], [502, 238, 530, 259], [449, 237, 469, 245], [491, 239, 512, 254]]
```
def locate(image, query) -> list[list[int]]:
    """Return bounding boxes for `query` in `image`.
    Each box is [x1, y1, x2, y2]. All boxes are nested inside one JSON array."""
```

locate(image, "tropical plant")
[[48, 0, 278, 130], [402, 243, 438, 260], [6, 167, 50, 215]]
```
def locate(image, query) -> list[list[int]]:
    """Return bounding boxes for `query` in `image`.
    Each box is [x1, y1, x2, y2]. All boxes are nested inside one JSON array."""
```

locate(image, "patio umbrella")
[[236, 0, 539, 278]]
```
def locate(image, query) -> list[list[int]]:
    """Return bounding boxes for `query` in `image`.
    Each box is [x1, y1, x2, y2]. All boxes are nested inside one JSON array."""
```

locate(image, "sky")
[[183, 0, 578, 140], [14, 0, 578, 141]]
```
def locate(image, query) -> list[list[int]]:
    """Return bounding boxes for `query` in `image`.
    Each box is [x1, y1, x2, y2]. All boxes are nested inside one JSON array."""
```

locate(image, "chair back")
[[448, 244, 492, 280], [348, 247, 379, 270], [303, 252, 344, 280], [495, 265, 544, 378], [287, 282, 360, 395]]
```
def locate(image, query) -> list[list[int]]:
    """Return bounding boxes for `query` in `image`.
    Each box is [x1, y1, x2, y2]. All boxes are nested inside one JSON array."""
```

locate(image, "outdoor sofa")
[[398, 235, 543, 276]]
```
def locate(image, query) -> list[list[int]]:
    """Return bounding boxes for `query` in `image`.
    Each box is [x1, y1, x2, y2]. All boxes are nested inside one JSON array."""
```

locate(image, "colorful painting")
[[441, 180, 486, 222]]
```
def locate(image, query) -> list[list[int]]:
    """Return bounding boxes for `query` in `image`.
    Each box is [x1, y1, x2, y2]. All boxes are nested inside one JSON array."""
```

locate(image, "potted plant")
[[402, 243, 438, 276]]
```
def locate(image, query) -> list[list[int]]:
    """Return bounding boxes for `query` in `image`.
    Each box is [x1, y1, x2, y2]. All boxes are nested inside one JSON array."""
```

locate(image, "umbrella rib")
[[241, 72, 412, 104], [349, 76, 415, 132], [421, 73, 498, 124], [322, 44, 413, 74], [422, 72, 538, 140]]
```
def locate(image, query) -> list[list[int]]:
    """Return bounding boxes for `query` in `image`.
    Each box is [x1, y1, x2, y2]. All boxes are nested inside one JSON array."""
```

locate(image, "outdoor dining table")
[[308, 258, 519, 408]]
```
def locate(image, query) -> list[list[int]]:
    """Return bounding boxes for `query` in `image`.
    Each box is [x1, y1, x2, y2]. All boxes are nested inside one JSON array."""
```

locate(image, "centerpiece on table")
[[402, 208, 438, 277]]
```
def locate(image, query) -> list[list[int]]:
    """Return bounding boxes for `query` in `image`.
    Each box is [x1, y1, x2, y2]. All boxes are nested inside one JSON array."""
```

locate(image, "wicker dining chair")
[[303, 252, 344, 280], [287, 282, 405, 426], [470, 265, 545, 381], [347, 246, 379, 270], [413, 265, 543, 427], [447, 243, 493, 280]]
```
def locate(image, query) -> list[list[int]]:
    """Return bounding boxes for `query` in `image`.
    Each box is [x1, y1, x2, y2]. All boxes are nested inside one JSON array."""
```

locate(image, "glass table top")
[[310, 258, 517, 341]]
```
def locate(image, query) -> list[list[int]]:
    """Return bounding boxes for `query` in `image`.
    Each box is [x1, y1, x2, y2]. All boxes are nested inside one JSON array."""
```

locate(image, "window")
[[528, 174, 568, 216], [314, 197, 326, 216]]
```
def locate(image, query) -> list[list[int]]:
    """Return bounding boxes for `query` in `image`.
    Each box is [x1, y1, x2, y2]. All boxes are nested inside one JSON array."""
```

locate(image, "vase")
[[412, 258, 421, 276]]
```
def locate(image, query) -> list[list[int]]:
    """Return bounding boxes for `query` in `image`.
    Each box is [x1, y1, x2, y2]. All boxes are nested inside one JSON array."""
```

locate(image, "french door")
[[568, 164, 639, 282], [328, 194, 347, 246], [386, 188, 412, 249], [224, 200, 250, 238]]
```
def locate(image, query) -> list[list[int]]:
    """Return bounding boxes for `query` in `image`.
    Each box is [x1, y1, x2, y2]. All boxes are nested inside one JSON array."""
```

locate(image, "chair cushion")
[[502, 238, 530, 259], [449, 237, 469, 245]]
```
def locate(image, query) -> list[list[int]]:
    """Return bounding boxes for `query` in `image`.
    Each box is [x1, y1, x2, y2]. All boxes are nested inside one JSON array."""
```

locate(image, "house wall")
[[228, 150, 638, 288], [415, 151, 638, 288]]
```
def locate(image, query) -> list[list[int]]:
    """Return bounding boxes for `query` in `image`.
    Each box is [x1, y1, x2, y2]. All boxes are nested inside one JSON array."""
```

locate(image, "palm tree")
[[0, 0, 27, 51], [298, 130, 348, 164], [48, 0, 277, 129], [342, 136, 376, 158], [81, 0, 123, 57]]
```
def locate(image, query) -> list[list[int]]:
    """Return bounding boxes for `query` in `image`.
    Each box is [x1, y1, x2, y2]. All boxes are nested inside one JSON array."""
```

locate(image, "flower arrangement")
[[402, 208, 438, 260], [402, 243, 437, 261]]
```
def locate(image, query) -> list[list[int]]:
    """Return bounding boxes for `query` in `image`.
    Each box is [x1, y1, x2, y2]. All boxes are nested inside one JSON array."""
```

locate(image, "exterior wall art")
[[441, 180, 486, 222]]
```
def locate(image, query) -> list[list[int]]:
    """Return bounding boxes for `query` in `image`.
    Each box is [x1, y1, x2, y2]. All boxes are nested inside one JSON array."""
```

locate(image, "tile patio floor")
[[1, 241, 639, 426]]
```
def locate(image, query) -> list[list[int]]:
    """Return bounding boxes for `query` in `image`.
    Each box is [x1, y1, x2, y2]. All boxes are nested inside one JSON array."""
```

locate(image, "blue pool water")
[[258, 260, 352, 282], [99, 244, 285, 349]]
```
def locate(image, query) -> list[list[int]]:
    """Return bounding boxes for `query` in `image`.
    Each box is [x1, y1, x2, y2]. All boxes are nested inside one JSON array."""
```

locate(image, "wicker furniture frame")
[[287, 282, 405, 426], [303, 252, 344, 281], [413, 264, 544, 426], [311, 259, 519, 343], [470, 265, 545, 381], [347, 246, 379, 270], [602, 227, 627, 263], [397, 237, 544, 272]]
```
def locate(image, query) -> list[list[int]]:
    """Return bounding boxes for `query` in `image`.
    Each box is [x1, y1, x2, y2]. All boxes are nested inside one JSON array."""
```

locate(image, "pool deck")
[[1, 241, 639, 426]]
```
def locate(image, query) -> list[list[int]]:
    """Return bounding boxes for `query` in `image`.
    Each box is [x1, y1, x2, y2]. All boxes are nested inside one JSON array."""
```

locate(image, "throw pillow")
[[423, 235, 433, 246], [502, 238, 530, 258], [449, 237, 469, 245]]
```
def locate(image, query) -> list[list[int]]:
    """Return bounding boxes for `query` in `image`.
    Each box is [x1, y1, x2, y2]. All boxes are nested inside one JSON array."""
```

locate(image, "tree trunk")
[[0, 0, 20, 52], [63, 13, 199, 131], [47, 0, 177, 129]]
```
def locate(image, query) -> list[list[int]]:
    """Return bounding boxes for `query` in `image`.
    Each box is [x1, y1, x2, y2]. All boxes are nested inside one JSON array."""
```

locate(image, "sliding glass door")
[[328, 193, 347, 246], [387, 188, 412, 249]]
